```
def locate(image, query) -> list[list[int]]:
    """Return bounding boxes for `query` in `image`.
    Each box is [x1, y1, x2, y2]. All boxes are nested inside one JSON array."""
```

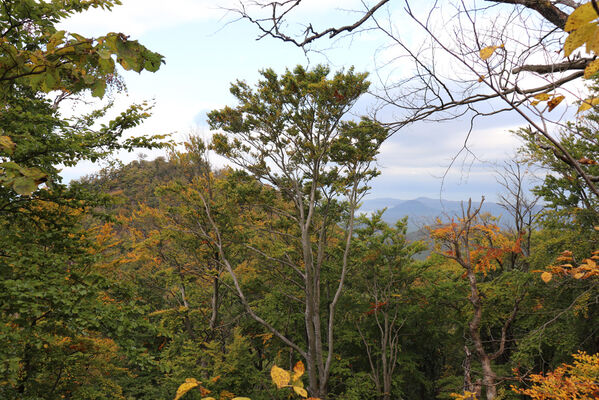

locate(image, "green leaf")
[[12, 176, 38, 195]]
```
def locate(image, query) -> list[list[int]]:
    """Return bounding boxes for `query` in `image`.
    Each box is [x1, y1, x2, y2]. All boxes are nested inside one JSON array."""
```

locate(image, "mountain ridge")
[[359, 197, 508, 232]]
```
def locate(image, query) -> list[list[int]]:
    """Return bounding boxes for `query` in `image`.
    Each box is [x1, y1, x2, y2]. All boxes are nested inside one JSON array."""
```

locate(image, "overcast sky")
[[58, 0, 546, 201]]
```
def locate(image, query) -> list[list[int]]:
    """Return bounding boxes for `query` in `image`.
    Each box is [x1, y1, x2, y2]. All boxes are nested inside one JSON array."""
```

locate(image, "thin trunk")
[[209, 276, 219, 330], [467, 268, 497, 400]]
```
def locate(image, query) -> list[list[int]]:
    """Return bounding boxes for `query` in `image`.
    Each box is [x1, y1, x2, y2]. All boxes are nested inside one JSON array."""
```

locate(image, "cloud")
[[59, 0, 237, 37]]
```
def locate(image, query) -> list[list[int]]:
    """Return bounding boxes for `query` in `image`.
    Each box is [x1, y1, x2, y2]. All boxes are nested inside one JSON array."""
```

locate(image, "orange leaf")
[[293, 361, 305, 381], [541, 271, 553, 283], [547, 95, 565, 111]]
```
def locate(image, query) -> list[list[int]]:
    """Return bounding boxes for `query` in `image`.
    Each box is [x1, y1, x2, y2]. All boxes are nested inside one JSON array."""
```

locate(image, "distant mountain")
[[359, 197, 512, 232]]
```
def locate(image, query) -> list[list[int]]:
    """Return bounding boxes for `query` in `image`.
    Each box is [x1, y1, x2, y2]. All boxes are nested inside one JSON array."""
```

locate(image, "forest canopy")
[[1, 1, 598, 400]]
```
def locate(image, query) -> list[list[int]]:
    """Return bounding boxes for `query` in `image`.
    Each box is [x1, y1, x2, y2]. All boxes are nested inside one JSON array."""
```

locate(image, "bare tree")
[[495, 159, 543, 270]]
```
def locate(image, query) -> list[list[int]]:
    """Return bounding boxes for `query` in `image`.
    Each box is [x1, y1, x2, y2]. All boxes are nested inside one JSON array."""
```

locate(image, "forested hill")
[[80, 157, 511, 231]]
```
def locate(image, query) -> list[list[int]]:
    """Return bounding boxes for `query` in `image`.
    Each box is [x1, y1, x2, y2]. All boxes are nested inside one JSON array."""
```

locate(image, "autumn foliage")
[[513, 352, 599, 400]]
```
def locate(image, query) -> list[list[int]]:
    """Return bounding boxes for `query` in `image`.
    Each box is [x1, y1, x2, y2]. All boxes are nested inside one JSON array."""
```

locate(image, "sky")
[[57, 0, 552, 202]]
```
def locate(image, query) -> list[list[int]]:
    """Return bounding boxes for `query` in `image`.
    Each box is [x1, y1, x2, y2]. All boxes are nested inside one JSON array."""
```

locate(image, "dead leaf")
[[547, 95, 565, 111]]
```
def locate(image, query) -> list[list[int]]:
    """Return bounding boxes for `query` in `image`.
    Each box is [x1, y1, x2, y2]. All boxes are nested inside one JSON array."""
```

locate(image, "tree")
[[0, 0, 166, 196], [430, 200, 524, 400], [203, 65, 387, 399], [0, 2, 168, 398], [513, 351, 599, 399], [495, 159, 543, 270], [352, 212, 427, 400]]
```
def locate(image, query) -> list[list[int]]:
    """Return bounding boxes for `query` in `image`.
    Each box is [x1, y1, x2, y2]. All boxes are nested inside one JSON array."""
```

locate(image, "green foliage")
[[0, 0, 167, 196]]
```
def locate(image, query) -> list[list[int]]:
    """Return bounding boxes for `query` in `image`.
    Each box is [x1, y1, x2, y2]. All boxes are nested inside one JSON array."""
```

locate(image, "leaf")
[[479, 45, 503, 60], [564, 22, 597, 56], [293, 386, 308, 398], [547, 95, 565, 111], [573, 272, 585, 279], [231, 398, 252, 400], [584, 58, 599, 78], [0, 135, 15, 153], [292, 361, 305, 381], [271, 365, 290, 388], [577, 97, 599, 113], [565, 2, 598, 32], [578, 157, 597, 165], [533, 93, 550, 101], [174, 378, 200, 400], [12, 177, 37, 195], [478, 75, 485, 82], [541, 271, 553, 283]]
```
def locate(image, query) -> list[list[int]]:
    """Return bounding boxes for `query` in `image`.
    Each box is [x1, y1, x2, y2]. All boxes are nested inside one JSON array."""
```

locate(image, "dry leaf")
[[578, 157, 597, 165], [547, 95, 565, 111]]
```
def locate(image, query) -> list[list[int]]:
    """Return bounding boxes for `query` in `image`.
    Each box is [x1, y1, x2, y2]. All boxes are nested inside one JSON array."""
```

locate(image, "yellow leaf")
[[293, 386, 308, 398], [574, 272, 585, 279], [0, 135, 15, 153], [586, 26, 599, 53], [293, 361, 305, 381], [174, 378, 200, 400], [231, 398, 252, 400], [564, 22, 597, 56], [479, 45, 502, 60], [270, 365, 290, 388], [477, 75, 485, 82], [565, 2, 598, 32], [585, 58, 599, 78], [202, 398, 217, 400], [541, 271, 553, 283], [577, 97, 599, 113], [533, 93, 550, 101], [547, 95, 565, 111]]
